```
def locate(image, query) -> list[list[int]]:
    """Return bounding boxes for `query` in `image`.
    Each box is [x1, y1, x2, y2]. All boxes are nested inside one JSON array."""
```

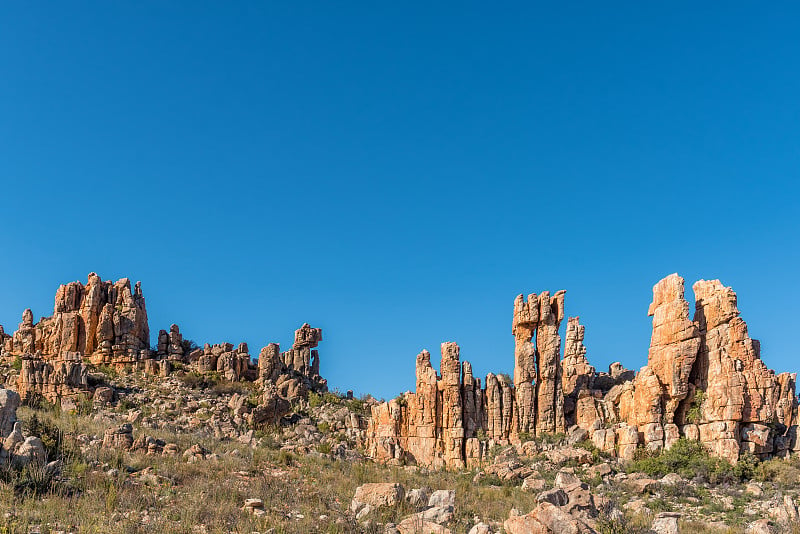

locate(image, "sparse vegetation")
[[756, 456, 800, 487], [181, 338, 199, 355], [627, 438, 754, 484], [686, 389, 706, 424]]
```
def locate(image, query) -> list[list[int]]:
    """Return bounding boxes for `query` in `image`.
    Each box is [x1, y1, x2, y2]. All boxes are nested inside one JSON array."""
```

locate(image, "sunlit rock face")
[[365, 275, 797, 468], [5, 273, 150, 365], [2, 273, 329, 407]]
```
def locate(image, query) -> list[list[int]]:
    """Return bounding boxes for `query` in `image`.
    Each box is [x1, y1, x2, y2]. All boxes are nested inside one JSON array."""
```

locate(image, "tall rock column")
[[646, 274, 700, 424], [776, 373, 797, 429], [461, 361, 480, 439], [562, 316, 595, 427], [562, 317, 593, 396], [484, 373, 505, 440], [407, 349, 438, 465], [512, 293, 539, 434], [282, 323, 322, 377], [80, 273, 107, 355], [535, 290, 566, 435], [440, 342, 465, 469], [258, 343, 282, 381], [12, 310, 36, 354]]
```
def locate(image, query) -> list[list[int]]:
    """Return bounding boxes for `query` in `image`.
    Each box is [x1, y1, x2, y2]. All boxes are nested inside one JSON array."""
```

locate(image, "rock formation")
[[17, 351, 89, 403], [365, 275, 798, 468], [366, 344, 483, 469], [0, 387, 47, 467], [157, 324, 185, 361], [281, 323, 323, 378], [3, 273, 150, 365], [562, 316, 595, 428], [1, 272, 328, 407], [646, 274, 700, 424]]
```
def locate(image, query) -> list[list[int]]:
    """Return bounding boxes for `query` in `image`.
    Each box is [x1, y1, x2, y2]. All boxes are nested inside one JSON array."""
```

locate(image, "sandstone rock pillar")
[[646, 274, 700, 424], [535, 290, 566, 435], [512, 294, 538, 434], [440, 342, 465, 469]]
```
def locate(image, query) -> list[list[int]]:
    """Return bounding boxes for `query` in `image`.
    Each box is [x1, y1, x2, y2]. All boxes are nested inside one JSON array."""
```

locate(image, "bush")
[[308, 392, 324, 408], [0, 459, 60, 497], [686, 389, 705, 424], [627, 438, 745, 485], [732, 452, 759, 480], [76, 395, 94, 416], [177, 371, 236, 392], [181, 338, 199, 355], [518, 431, 533, 443], [756, 457, 800, 486], [25, 413, 70, 462], [22, 393, 58, 412], [117, 397, 137, 412], [576, 439, 611, 463]]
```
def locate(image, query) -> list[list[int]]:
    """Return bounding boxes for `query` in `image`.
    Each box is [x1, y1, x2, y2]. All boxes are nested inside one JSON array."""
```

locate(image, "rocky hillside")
[[0, 271, 797, 533]]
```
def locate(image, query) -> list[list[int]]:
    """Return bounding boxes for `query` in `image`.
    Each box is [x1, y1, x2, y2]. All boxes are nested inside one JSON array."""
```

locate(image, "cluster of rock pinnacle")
[[365, 274, 798, 467], [0, 272, 328, 410]]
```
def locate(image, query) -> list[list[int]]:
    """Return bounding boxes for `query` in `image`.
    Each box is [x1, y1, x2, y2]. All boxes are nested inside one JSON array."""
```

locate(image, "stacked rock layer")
[[366, 274, 798, 467]]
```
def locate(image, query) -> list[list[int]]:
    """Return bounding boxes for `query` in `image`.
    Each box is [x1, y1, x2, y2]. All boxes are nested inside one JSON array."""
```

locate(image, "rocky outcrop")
[[366, 344, 485, 469], [4, 273, 150, 366], [157, 324, 185, 361], [365, 275, 798, 468], [0, 387, 47, 467], [689, 279, 798, 461], [17, 351, 89, 403], [2, 273, 330, 411], [280, 323, 323, 379], [0, 326, 9, 351], [258, 343, 282, 381]]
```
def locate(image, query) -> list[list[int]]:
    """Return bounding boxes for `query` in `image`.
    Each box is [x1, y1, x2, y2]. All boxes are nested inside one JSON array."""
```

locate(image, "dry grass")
[[0, 402, 543, 533]]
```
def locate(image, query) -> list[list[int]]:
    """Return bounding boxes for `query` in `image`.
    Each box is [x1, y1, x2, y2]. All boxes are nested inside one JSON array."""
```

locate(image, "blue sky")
[[1, 3, 798, 399]]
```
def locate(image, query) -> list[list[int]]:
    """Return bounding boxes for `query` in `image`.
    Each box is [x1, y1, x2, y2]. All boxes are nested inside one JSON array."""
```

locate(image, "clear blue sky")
[[1, 3, 798, 400]]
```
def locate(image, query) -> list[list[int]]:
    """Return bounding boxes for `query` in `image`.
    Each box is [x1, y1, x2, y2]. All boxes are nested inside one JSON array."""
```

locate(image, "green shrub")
[[539, 432, 566, 446], [756, 457, 800, 486], [686, 389, 705, 424], [732, 452, 759, 480], [11, 355, 22, 371], [76, 395, 94, 416], [177, 371, 210, 389], [22, 393, 58, 413], [0, 460, 60, 497], [518, 431, 533, 442], [627, 438, 745, 484], [94, 364, 118, 378], [116, 397, 137, 412], [181, 338, 199, 355], [308, 392, 323, 408]]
